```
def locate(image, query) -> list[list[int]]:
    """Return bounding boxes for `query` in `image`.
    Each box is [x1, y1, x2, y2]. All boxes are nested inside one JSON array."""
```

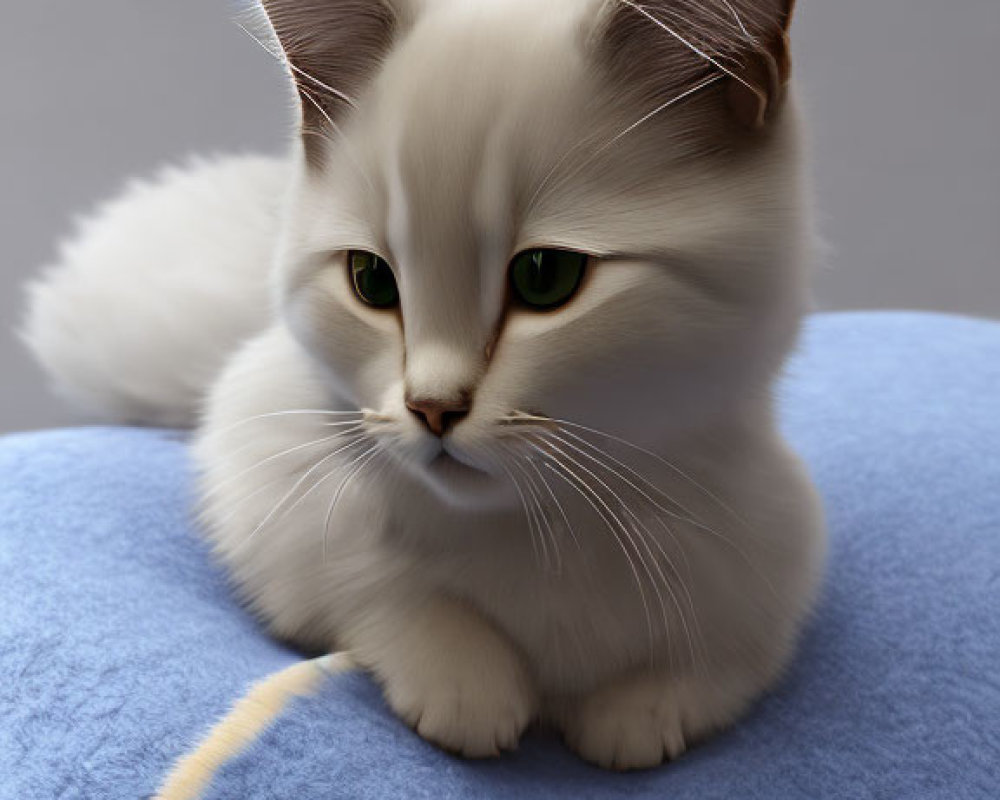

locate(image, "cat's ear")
[[257, 0, 404, 129], [722, 0, 796, 128], [596, 0, 796, 129]]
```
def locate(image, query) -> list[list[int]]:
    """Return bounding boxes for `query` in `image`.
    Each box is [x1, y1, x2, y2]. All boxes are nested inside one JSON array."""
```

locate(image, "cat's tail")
[[22, 154, 290, 428]]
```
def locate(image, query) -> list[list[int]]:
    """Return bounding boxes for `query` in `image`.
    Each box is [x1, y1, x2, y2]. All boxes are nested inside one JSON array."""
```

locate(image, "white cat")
[[24, 0, 825, 770]]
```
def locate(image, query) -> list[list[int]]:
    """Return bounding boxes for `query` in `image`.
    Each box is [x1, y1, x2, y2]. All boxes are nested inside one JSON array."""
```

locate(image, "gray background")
[[1, 1, 997, 433]]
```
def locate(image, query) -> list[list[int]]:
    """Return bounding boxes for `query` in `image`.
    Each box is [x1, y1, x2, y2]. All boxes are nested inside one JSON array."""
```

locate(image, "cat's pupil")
[[510, 249, 587, 310], [350, 251, 399, 309], [527, 251, 556, 294]]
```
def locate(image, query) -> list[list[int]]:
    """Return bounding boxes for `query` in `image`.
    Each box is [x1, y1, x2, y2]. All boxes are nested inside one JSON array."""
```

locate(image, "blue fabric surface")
[[1, 312, 998, 799]]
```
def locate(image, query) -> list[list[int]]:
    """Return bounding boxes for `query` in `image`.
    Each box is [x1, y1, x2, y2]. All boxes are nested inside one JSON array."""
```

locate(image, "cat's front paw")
[[380, 637, 538, 758], [563, 674, 709, 771]]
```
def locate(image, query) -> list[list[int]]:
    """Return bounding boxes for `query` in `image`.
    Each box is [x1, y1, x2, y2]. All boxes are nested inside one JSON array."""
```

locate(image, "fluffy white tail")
[[22, 155, 290, 428]]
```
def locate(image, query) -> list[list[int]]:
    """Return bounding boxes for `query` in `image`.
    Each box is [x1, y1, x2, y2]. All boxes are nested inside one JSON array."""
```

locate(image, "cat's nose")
[[405, 395, 471, 437]]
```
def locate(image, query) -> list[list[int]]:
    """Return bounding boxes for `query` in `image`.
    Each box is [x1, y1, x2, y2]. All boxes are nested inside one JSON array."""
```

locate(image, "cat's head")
[[260, 0, 808, 506]]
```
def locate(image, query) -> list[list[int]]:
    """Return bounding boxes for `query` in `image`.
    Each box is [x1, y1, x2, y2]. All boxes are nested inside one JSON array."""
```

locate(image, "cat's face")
[[267, 0, 806, 506]]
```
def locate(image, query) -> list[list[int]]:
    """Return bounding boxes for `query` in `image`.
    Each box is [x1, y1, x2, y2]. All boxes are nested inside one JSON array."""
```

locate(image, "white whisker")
[[547, 417, 747, 525], [209, 409, 364, 441], [541, 428, 695, 579], [206, 475, 285, 529], [537, 447, 658, 661], [299, 86, 346, 138], [535, 417, 779, 601], [503, 443, 563, 574], [543, 428, 704, 567], [224, 419, 366, 462], [540, 429, 710, 673], [601, 74, 724, 151], [524, 452, 581, 552], [298, 86, 376, 193], [202, 424, 365, 500], [524, 74, 721, 217], [236, 22, 356, 108], [719, 0, 754, 40], [246, 436, 368, 542], [322, 443, 385, 561], [615, 0, 755, 92], [494, 447, 549, 571], [523, 129, 604, 217], [534, 436, 695, 669]]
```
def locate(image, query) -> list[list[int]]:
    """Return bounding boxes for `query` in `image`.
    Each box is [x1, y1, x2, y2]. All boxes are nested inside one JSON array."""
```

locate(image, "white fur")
[[24, 0, 825, 770], [23, 155, 288, 427]]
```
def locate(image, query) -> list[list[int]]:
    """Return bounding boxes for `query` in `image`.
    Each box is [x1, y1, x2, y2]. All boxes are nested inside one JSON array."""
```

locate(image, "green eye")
[[349, 250, 399, 309], [510, 249, 587, 310]]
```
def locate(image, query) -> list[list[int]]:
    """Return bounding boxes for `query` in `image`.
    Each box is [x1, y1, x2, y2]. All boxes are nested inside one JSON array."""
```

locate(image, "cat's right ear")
[[257, 1, 406, 140]]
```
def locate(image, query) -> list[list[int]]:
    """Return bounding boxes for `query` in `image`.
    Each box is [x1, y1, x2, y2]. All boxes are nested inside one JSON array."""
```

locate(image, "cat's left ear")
[[596, 0, 797, 130]]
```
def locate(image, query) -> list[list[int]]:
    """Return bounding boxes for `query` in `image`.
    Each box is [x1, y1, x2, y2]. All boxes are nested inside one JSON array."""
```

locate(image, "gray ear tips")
[[725, 31, 791, 129], [727, 81, 768, 130], [597, 0, 795, 131], [254, 0, 401, 154]]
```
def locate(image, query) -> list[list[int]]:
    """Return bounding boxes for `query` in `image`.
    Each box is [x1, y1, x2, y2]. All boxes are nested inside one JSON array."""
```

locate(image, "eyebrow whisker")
[[236, 21, 357, 109]]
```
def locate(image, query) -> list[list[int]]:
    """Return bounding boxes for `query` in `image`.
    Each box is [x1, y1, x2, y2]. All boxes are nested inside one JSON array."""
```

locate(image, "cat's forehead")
[[306, 0, 738, 265], [364, 1, 599, 236]]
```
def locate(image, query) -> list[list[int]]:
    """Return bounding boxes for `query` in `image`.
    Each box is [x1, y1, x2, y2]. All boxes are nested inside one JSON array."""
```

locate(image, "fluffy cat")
[[24, 0, 825, 770]]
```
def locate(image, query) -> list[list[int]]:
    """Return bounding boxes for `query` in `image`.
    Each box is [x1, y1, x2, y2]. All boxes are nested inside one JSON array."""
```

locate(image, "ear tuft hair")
[[597, 0, 796, 130], [257, 1, 400, 156]]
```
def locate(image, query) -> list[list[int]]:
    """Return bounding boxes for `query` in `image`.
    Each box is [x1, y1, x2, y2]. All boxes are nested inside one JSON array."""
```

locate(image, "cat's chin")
[[410, 448, 515, 511]]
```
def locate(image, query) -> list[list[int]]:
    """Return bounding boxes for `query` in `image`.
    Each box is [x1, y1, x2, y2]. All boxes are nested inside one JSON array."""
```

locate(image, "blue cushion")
[[1, 311, 998, 799]]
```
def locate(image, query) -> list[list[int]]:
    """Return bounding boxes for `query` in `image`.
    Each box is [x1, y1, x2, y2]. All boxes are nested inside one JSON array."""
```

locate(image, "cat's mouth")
[[408, 442, 514, 508], [427, 449, 488, 479], [417, 448, 516, 509]]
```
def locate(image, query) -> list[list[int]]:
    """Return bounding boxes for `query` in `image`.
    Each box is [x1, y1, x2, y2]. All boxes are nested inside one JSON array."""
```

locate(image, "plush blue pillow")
[[1, 312, 998, 800]]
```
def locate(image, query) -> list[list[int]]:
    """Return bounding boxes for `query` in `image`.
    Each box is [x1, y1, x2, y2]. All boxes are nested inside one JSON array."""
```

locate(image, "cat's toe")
[[412, 694, 530, 757], [385, 659, 536, 758], [563, 679, 690, 771]]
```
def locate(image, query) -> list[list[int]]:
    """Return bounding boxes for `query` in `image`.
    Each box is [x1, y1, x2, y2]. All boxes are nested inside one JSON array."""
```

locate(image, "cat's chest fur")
[[198, 325, 813, 700], [415, 535, 664, 694]]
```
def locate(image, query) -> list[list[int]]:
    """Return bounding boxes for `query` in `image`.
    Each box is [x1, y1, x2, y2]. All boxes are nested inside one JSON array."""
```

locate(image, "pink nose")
[[405, 396, 470, 437]]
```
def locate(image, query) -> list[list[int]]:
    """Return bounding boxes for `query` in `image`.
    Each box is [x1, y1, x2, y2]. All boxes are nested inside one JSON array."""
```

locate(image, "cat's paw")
[[381, 640, 538, 758], [563, 675, 708, 771]]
